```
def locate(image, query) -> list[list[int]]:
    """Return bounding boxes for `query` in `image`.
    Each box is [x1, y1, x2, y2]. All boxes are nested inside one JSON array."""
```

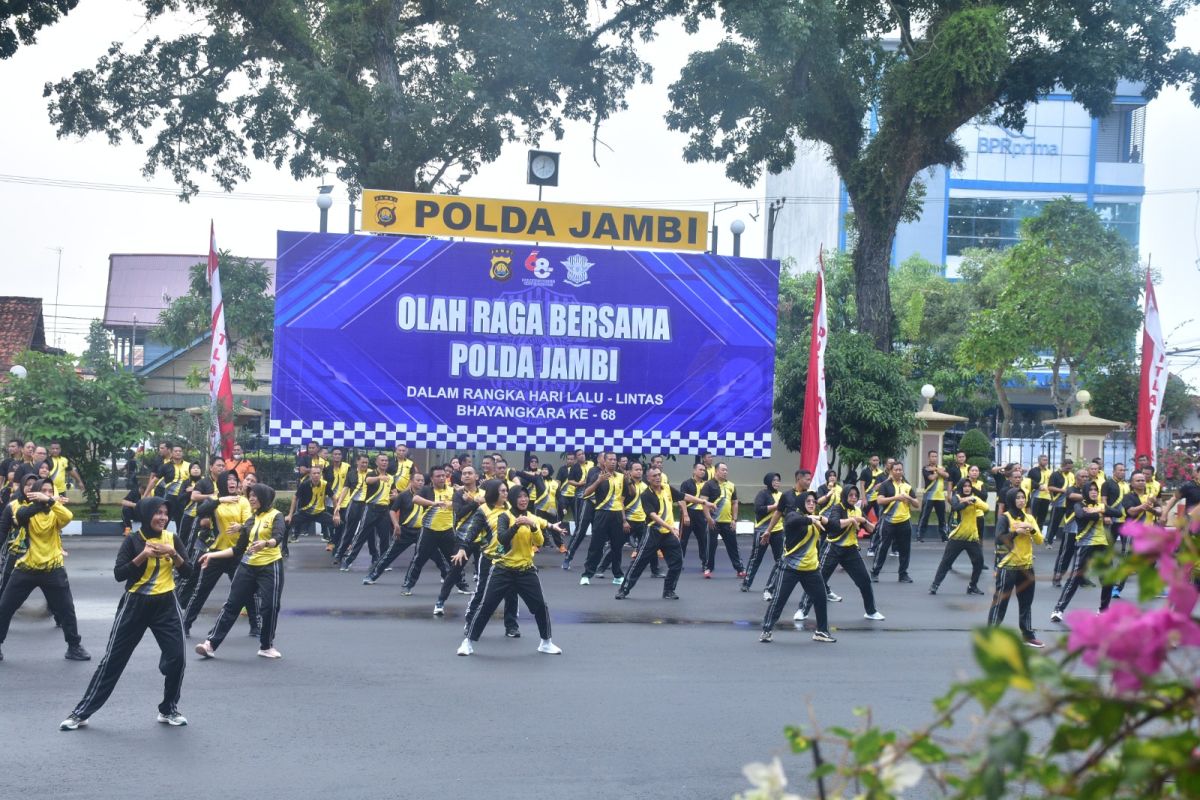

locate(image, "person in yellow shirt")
[[797, 485, 884, 623], [929, 481, 988, 595], [0, 473, 39, 599], [0, 478, 90, 663], [616, 467, 701, 600], [323, 447, 351, 551], [60, 496, 190, 730], [455, 481, 562, 657], [870, 462, 920, 583], [987, 489, 1045, 648], [401, 464, 458, 592], [759, 491, 835, 644], [916, 450, 950, 543], [1050, 481, 1122, 623], [701, 462, 744, 577], [182, 471, 256, 638], [195, 482, 286, 660], [742, 473, 784, 593], [47, 441, 86, 497], [579, 452, 632, 586]]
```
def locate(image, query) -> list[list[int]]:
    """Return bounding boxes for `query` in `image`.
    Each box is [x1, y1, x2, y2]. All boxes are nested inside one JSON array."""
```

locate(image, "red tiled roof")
[[103, 253, 275, 328], [0, 296, 49, 371]]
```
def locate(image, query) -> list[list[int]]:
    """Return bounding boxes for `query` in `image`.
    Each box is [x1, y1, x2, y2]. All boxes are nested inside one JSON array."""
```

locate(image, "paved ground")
[[0, 535, 1076, 798]]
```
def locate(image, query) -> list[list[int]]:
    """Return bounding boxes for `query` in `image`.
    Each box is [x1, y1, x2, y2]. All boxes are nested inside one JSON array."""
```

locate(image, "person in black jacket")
[[60, 496, 190, 730]]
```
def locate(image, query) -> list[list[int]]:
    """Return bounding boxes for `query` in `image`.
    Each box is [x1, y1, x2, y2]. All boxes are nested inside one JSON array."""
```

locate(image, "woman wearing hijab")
[[760, 491, 836, 644], [60, 497, 190, 730], [796, 484, 884, 623], [741, 473, 783, 594], [194, 482, 285, 660]]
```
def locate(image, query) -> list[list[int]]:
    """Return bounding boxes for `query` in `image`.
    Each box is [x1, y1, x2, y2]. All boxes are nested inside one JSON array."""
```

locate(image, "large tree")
[[1, 0, 77, 58], [0, 341, 145, 517], [157, 252, 274, 391], [959, 199, 1144, 422], [663, 0, 1199, 350], [45, 0, 662, 197], [774, 260, 915, 471]]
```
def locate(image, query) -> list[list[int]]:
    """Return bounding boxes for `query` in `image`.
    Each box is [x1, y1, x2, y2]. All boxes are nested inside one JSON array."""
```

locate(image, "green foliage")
[[664, 0, 1199, 348], [1, 0, 77, 59], [156, 252, 273, 391], [744, 525, 1200, 800], [1085, 360, 1192, 430], [0, 349, 145, 515], [958, 428, 991, 459], [44, 0, 662, 196], [81, 319, 113, 372]]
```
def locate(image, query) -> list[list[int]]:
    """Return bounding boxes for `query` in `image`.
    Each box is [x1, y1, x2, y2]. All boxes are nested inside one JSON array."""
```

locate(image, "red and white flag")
[[207, 222, 235, 461], [1136, 271, 1167, 465], [800, 251, 829, 478]]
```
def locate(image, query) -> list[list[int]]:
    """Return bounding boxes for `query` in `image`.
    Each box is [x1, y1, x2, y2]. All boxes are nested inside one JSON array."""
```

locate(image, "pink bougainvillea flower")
[[1068, 602, 1200, 691], [1122, 521, 1182, 558]]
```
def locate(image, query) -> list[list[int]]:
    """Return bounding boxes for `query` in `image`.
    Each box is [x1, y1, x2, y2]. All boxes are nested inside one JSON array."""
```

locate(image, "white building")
[[766, 81, 1146, 275]]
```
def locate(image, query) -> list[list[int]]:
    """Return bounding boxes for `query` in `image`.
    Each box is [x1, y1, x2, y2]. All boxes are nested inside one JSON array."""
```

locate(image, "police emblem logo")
[[561, 254, 594, 287], [373, 194, 398, 227], [489, 248, 514, 282]]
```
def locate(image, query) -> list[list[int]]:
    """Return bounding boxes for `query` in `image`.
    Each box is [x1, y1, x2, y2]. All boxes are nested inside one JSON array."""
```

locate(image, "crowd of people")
[[2, 436, 1198, 732]]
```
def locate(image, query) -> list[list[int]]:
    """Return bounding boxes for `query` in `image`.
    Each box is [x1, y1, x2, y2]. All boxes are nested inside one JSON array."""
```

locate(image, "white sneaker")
[[762, 590, 772, 602], [579, 576, 590, 586], [194, 641, 215, 659], [433, 603, 445, 617], [1050, 610, 1063, 623], [537, 639, 562, 655], [257, 647, 282, 659], [827, 592, 843, 602], [456, 638, 474, 656], [59, 714, 88, 731], [156, 711, 188, 726], [793, 608, 808, 621], [864, 611, 886, 621]]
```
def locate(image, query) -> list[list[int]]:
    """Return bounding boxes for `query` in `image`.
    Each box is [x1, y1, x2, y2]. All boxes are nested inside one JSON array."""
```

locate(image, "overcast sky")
[[2, 2, 1198, 383]]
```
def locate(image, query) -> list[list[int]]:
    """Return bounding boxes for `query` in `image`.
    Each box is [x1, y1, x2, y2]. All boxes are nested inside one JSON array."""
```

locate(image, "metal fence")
[[945, 418, 1167, 473]]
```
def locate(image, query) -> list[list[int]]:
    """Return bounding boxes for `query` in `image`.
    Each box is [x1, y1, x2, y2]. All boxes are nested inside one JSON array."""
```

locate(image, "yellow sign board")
[[360, 190, 709, 252]]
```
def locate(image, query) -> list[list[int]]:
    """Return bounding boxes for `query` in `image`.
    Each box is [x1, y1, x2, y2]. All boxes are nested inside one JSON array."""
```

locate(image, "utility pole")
[[766, 198, 786, 260], [48, 246, 63, 346]]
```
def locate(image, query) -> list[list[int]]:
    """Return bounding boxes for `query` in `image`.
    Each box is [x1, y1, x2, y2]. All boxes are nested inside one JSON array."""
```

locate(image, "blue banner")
[[269, 231, 779, 457]]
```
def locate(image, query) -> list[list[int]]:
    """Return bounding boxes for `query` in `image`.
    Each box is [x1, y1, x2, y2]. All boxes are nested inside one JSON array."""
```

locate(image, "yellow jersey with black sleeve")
[[157, 460, 192, 498], [301, 472, 329, 513], [327, 462, 351, 509], [1073, 502, 1111, 548], [862, 467, 886, 502], [643, 485, 684, 534], [878, 480, 913, 524], [348, 468, 372, 503], [420, 485, 456, 531], [242, 508, 284, 567], [125, 531, 179, 595], [712, 480, 737, 523], [365, 473, 392, 507], [48, 455, 71, 495], [780, 510, 821, 572], [680, 478, 705, 511], [14, 500, 72, 571], [823, 504, 861, 548], [493, 511, 544, 570], [182, 477, 210, 519], [948, 496, 988, 541], [754, 489, 783, 534], [535, 478, 559, 516], [920, 465, 945, 503], [816, 484, 841, 514], [391, 459, 414, 492], [213, 496, 252, 550], [998, 511, 1043, 569], [625, 481, 648, 523], [594, 473, 626, 512]]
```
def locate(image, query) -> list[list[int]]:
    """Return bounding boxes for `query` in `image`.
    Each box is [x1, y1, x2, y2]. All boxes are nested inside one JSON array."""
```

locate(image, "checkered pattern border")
[[269, 420, 772, 458]]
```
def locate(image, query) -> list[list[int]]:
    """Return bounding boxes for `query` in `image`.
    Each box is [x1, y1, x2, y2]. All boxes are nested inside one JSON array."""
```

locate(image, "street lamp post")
[[730, 219, 745, 257], [317, 185, 333, 233]]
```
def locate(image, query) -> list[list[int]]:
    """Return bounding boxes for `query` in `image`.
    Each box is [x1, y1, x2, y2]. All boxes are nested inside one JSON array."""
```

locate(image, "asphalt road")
[[0, 535, 1074, 799]]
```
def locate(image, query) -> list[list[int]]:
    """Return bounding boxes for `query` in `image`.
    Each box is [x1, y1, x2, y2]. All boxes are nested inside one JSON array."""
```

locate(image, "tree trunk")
[[993, 367, 1014, 437], [851, 224, 895, 352]]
